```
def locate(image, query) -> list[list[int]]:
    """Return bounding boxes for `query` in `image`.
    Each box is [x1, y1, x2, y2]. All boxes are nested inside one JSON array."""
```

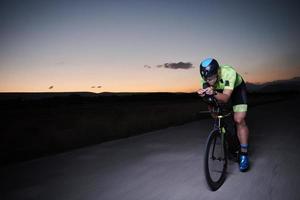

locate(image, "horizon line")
[[0, 76, 299, 94]]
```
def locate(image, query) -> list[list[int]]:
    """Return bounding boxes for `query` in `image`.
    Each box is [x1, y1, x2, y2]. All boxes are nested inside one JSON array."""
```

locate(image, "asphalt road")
[[1, 97, 300, 200]]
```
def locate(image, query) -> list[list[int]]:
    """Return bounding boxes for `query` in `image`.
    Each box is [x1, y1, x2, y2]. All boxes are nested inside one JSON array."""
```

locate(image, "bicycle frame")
[[203, 95, 233, 161], [202, 93, 239, 191]]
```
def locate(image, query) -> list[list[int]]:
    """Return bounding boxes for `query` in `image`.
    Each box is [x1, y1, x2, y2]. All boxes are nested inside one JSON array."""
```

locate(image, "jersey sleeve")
[[223, 68, 236, 90]]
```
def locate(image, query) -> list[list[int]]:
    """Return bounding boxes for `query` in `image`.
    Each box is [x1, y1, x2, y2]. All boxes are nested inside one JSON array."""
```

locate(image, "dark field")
[[0, 92, 298, 165]]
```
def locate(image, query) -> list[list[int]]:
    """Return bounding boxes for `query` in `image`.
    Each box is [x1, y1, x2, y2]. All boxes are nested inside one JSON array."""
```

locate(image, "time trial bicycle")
[[201, 94, 240, 191]]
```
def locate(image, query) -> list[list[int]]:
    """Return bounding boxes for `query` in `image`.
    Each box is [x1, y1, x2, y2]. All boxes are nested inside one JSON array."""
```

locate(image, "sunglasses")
[[205, 74, 218, 82]]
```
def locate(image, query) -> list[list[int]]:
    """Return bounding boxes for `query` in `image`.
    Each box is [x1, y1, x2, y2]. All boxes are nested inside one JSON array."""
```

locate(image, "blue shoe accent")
[[240, 144, 248, 149], [239, 154, 249, 172]]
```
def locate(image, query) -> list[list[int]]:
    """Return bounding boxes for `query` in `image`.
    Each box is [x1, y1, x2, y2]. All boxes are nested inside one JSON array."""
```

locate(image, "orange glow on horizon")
[[0, 68, 299, 93]]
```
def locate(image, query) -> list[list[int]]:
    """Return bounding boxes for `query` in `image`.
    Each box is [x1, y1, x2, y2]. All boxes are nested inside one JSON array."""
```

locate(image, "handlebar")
[[199, 83, 232, 116], [201, 83, 219, 107], [200, 93, 232, 116], [201, 94, 219, 107]]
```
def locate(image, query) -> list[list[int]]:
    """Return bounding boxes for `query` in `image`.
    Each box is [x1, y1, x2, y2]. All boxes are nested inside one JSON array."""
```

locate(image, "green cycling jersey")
[[200, 65, 243, 90]]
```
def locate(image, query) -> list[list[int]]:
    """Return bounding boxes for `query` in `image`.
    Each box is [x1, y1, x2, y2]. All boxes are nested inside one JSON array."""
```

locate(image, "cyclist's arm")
[[215, 67, 236, 103], [214, 89, 233, 103]]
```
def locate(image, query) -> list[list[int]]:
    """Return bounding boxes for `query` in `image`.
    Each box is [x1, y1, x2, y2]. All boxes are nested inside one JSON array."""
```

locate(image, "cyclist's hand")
[[205, 87, 214, 96], [197, 88, 208, 97]]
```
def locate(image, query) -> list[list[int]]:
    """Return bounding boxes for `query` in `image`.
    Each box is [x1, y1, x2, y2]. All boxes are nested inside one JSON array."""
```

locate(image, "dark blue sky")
[[1, 0, 300, 92]]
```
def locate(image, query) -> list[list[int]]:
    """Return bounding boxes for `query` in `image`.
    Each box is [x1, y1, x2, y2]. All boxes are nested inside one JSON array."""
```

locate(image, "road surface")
[[1, 97, 300, 200]]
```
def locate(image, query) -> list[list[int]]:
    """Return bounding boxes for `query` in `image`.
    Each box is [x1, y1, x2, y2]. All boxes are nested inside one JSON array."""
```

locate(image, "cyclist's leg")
[[234, 111, 249, 152], [231, 80, 249, 152], [231, 81, 250, 171], [234, 108, 250, 171]]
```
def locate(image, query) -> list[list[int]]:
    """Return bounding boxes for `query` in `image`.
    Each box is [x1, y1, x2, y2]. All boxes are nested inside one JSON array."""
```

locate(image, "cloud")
[[91, 86, 102, 89], [49, 86, 54, 89], [156, 62, 194, 69], [144, 62, 194, 70]]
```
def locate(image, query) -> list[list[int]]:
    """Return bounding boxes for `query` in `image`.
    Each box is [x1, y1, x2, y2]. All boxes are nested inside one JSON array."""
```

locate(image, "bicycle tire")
[[204, 129, 228, 191]]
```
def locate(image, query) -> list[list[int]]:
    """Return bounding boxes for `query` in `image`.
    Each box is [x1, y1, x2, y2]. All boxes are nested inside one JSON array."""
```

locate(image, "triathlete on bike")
[[197, 58, 250, 172]]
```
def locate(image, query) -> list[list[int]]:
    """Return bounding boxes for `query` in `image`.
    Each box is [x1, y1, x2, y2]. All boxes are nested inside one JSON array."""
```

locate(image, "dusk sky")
[[1, 0, 300, 92]]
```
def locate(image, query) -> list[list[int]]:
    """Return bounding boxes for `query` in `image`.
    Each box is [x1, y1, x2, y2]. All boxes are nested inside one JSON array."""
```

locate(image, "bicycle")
[[201, 94, 240, 191]]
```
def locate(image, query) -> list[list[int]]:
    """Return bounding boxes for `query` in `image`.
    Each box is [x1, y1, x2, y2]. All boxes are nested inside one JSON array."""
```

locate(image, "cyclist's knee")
[[234, 116, 246, 126]]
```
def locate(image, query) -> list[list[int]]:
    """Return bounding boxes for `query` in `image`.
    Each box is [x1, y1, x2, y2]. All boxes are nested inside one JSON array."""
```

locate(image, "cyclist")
[[197, 58, 250, 172]]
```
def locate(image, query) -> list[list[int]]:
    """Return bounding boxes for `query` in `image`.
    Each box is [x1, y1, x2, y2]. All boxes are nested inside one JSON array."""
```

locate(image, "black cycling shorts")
[[217, 80, 248, 112]]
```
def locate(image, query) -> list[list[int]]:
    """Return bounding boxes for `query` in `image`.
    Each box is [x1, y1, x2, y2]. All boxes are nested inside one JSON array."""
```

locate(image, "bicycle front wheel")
[[204, 129, 228, 191]]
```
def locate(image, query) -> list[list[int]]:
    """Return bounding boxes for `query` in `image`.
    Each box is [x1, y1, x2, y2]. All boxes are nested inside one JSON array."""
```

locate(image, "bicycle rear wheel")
[[204, 129, 228, 191]]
